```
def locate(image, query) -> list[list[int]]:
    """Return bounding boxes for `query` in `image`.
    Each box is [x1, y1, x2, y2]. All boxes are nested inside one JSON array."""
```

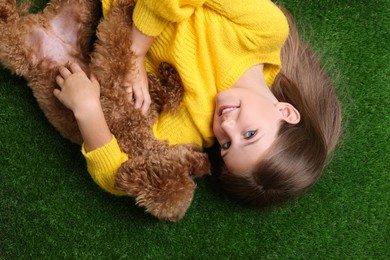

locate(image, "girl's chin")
[[215, 92, 240, 109]]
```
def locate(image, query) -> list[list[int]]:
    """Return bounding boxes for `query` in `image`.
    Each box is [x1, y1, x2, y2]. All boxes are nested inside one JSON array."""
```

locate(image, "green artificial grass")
[[1, 0, 389, 258]]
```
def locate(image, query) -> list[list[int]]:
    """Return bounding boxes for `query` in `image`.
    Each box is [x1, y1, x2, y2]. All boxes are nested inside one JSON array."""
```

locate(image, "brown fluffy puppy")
[[0, 0, 210, 221]]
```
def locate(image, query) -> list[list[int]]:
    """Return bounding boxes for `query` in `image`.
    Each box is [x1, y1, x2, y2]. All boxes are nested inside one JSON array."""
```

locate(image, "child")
[[54, 0, 341, 205]]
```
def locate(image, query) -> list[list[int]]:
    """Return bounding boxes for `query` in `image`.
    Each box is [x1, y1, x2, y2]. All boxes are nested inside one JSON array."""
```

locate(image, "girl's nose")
[[221, 118, 235, 131]]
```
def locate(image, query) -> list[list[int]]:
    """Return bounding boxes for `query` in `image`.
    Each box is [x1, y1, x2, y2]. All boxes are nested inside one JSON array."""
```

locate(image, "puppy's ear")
[[115, 156, 196, 222], [114, 158, 147, 198], [137, 156, 197, 222]]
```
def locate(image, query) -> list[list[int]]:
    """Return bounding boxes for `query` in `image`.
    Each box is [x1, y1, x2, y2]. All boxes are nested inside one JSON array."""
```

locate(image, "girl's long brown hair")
[[217, 6, 342, 207]]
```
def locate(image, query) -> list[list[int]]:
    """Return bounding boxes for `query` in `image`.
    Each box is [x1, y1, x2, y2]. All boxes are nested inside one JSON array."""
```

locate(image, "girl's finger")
[[126, 86, 134, 102], [69, 62, 82, 73], [133, 86, 143, 109], [53, 88, 61, 98], [55, 75, 64, 87], [90, 73, 98, 83], [58, 66, 72, 78], [140, 88, 151, 115]]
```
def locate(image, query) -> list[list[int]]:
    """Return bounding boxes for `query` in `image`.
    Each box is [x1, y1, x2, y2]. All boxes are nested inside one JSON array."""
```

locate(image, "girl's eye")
[[221, 141, 231, 150], [244, 130, 257, 139]]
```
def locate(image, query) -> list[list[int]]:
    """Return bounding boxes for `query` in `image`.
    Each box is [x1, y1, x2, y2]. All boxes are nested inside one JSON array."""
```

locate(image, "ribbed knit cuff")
[[82, 136, 128, 196], [133, 1, 168, 37]]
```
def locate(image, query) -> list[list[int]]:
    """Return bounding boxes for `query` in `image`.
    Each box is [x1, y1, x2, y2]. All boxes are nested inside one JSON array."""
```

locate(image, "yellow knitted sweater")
[[85, 0, 289, 195]]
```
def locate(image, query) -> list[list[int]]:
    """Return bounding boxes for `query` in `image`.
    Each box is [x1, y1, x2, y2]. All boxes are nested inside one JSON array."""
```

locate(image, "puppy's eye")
[[221, 141, 231, 150], [244, 130, 257, 139]]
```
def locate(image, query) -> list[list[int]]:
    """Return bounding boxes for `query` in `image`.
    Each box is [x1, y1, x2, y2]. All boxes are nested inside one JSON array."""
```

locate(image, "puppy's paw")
[[135, 175, 196, 222]]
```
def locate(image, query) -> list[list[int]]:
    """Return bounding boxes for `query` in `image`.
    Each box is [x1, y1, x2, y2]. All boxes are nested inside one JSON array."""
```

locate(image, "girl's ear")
[[276, 102, 301, 125]]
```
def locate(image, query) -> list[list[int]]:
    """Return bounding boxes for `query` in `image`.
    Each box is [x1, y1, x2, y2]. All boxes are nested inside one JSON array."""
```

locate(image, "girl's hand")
[[123, 23, 155, 115], [123, 55, 151, 115], [54, 63, 101, 115], [55, 63, 113, 152]]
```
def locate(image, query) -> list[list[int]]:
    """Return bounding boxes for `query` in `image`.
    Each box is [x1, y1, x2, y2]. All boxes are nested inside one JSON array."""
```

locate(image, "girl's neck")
[[232, 64, 278, 103]]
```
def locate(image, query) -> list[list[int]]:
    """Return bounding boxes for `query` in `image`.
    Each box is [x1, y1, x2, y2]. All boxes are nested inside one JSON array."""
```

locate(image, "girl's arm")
[[123, 0, 206, 114], [123, 23, 154, 115], [54, 63, 128, 195], [132, 0, 207, 36], [54, 63, 112, 152]]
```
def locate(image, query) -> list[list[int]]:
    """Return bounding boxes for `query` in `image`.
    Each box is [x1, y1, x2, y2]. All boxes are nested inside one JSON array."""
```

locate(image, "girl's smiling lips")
[[218, 105, 240, 116]]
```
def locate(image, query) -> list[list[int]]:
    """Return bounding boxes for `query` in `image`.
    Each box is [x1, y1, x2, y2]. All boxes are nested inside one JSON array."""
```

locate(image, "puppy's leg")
[[0, 0, 100, 76], [115, 154, 197, 222], [0, 0, 101, 143], [90, 0, 135, 92]]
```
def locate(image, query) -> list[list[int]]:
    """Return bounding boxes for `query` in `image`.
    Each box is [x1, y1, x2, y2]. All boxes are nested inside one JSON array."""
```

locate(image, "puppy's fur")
[[0, 0, 210, 221]]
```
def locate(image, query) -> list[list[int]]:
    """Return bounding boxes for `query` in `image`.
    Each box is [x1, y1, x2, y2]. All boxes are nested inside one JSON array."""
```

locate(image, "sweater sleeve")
[[81, 136, 128, 196], [204, 0, 284, 28], [133, 0, 206, 36]]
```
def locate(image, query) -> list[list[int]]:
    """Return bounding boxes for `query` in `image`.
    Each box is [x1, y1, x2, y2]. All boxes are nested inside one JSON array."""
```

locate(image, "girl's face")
[[213, 86, 298, 174]]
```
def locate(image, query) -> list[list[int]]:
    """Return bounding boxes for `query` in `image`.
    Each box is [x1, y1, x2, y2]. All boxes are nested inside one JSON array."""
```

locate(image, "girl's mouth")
[[219, 105, 240, 116]]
